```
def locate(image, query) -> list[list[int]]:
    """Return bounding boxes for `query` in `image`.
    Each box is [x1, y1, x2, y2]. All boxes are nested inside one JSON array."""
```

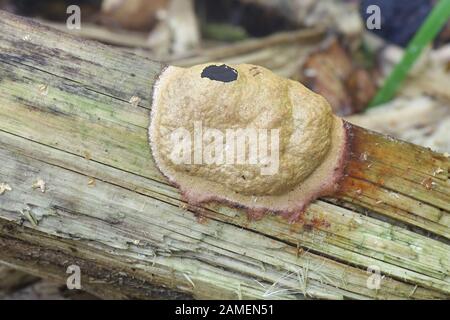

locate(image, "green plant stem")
[[368, 0, 450, 108]]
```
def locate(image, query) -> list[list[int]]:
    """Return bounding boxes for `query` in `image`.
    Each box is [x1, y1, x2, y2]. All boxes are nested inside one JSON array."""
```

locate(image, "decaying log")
[[41, 19, 325, 77], [0, 11, 449, 299]]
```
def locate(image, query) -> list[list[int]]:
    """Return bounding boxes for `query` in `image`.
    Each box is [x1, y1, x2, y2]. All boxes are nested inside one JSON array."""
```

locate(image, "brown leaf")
[[100, 0, 168, 31], [301, 39, 377, 116], [345, 68, 377, 113]]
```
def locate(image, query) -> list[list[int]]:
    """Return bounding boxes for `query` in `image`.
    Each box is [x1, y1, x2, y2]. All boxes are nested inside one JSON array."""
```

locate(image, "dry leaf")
[[301, 39, 376, 116], [101, 0, 168, 30]]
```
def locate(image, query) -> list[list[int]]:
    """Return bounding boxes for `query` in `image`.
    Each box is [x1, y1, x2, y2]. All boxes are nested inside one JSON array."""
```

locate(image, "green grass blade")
[[368, 0, 450, 108]]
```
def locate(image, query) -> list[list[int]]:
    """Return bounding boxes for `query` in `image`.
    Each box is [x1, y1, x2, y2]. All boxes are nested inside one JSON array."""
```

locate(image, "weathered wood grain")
[[0, 11, 448, 299], [337, 126, 450, 237]]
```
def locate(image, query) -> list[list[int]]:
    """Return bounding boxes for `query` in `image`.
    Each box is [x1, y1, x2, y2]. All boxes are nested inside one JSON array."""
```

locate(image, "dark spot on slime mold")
[[201, 64, 238, 83]]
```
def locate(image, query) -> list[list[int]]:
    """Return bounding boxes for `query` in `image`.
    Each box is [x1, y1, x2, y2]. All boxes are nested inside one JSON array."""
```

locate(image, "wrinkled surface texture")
[[150, 63, 346, 217], [152, 64, 333, 194]]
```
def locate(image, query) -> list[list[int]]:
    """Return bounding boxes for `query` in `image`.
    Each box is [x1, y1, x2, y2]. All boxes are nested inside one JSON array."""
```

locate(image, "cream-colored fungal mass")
[[149, 63, 348, 221]]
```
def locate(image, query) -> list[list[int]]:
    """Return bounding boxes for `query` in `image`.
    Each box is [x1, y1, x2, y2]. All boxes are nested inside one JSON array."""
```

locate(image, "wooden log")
[[39, 21, 325, 77], [0, 11, 448, 299]]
